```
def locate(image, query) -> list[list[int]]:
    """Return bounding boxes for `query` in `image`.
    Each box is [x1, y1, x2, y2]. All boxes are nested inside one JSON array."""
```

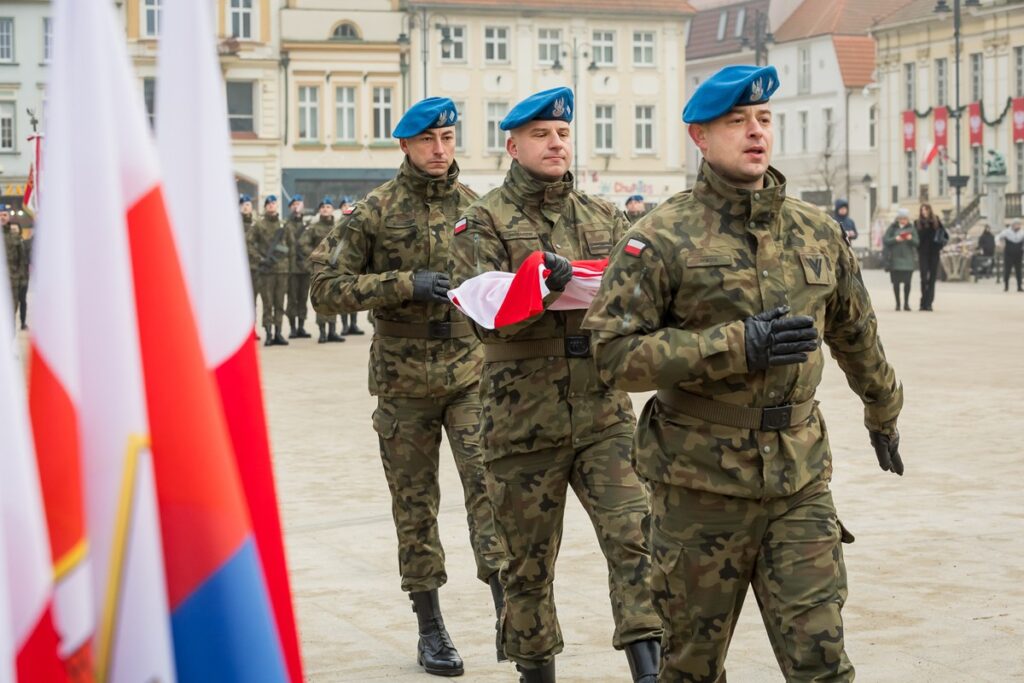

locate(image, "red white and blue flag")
[[448, 250, 608, 329]]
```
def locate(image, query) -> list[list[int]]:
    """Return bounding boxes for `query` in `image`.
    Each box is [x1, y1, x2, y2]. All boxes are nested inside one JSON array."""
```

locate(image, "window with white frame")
[[716, 11, 728, 41], [823, 107, 834, 150], [798, 46, 811, 94], [485, 27, 509, 63], [486, 101, 507, 152], [1016, 47, 1023, 98], [230, 0, 253, 40], [0, 102, 14, 151], [595, 105, 614, 153], [799, 110, 808, 152], [633, 31, 654, 66], [935, 58, 948, 106], [1017, 141, 1023, 192], [593, 30, 615, 66], [634, 105, 653, 152], [905, 151, 916, 199], [143, 0, 161, 38], [971, 146, 982, 195], [538, 28, 561, 65], [903, 62, 916, 110], [0, 18, 13, 62], [43, 17, 52, 63], [335, 86, 355, 143], [443, 26, 466, 62], [777, 112, 786, 155], [869, 105, 877, 148], [735, 8, 746, 37], [298, 86, 319, 141], [373, 87, 393, 141], [226, 81, 255, 133], [452, 100, 466, 151], [970, 52, 983, 102]]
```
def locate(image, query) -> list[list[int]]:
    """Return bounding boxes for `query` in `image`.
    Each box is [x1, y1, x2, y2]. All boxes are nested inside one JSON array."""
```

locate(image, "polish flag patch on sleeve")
[[624, 238, 647, 257], [454, 217, 468, 235], [342, 205, 355, 215]]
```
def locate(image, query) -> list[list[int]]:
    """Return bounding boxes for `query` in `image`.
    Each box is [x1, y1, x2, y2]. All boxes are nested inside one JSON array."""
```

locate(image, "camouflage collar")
[[695, 160, 787, 221], [398, 157, 461, 201], [505, 160, 573, 207]]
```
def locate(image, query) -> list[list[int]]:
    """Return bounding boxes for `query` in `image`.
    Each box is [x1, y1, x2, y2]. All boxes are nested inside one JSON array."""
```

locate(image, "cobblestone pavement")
[[257, 270, 1024, 682]]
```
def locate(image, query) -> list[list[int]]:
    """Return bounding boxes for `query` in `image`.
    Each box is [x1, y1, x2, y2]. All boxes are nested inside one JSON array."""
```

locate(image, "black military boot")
[[326, 322, 345, 343], [348, 314, 365, 335], [624, 639, 660, 683], [409, 590, 464, 677], [263, 326, 273, 347], [272, 326, 289, 346], [516, 660, 555, 683], [488, 573, 507, 662], [287, 316, 298, 338], [295, 318, 311, 338], [317, 323, 327, 344], [340, 317, 351, 335]]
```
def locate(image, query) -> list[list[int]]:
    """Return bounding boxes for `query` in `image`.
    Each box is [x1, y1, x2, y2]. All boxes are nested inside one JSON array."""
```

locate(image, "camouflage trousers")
[[371, 387, 504, 592], [649, 478, 853, 682], [485, 436, 662, 667], [250, 270, 260, 308], [260, 272, 288, 328], [287, 273, 310, 320]]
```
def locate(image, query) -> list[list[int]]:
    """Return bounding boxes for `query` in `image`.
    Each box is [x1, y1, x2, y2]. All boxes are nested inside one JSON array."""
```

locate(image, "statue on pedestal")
[[985, 150, 1007, 177]]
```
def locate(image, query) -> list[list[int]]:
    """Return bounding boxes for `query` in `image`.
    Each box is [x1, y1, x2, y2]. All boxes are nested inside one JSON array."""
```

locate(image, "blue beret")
[[682, 65, 779, 124], [289, 194, 303, 205], [319, 196, 334, 207], [392, 97, 458, 138], [0, 204, 11, 212], [626, 195, 644, 204], [239, 194, 252, 204], [341, 196, 352, 204], [500, 87, 573, 131], [264, 194, 278, 205]]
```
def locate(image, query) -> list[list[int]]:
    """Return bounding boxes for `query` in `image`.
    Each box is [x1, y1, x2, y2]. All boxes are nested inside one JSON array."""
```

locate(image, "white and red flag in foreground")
[[29, 0, 287, 680], [22, 135, 41, 217], [0, 258, 63, 683], [448, 250, 608, 329], [156, 0, 302, 680]]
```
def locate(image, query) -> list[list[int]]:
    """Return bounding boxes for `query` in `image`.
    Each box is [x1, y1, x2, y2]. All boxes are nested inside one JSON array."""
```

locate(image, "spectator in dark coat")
[[833, 198, 857, 243], [915, 203, 947, 311]]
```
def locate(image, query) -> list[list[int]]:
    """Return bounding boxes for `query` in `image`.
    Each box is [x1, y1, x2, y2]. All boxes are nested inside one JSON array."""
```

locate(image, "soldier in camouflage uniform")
[[16, 225, 31, 330], [625, 194, 648, 225], [584, 65, 905, 683], [240, 194, 261, 337], [448, 87, 662, 683], [3, 206, 22, 317], [285, 195, 313, 338], [255, 195, 292, 347], [310, 97, 503, 677], [302, 196, 345, 344]]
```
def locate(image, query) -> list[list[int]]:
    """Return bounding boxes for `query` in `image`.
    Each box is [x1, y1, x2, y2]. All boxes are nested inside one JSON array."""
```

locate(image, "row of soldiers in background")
[[240, 193, 365, 346], [2, 204, 32, 330]]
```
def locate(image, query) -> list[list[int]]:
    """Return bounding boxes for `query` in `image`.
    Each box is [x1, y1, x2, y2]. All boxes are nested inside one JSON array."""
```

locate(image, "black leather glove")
[[543, 252, 573, 292], [869, 430, 904, 476], [744, 305, 819, 371], [412, 271, 451, 303]]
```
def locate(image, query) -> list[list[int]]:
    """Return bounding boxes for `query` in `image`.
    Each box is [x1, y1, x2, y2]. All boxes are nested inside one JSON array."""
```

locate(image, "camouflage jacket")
[[242, 213, 260, 271], [309, 158, 481, 399], [301, 215, 334, 267], [286, 214, 308, 273], [254, 213, 292, 274], [448, 160, 635, 461], [584, 161, 903, 499], [4, 229, 22, 283]]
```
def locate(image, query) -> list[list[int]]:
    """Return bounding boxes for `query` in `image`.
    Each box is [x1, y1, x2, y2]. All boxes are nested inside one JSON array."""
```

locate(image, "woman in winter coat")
[[915, 203, 947, 311], [884, 208, 920, 311]]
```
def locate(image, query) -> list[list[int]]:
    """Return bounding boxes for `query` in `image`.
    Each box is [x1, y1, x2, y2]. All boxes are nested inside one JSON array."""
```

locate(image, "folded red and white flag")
[[449, 250, 607, 329]]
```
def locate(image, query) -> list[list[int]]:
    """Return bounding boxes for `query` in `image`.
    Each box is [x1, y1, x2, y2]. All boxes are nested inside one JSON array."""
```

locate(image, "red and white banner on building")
[[968, 102, 983, 147], [1012, 97, 1024, 143], [902, 110, 916, 152], [934, 107, 948, 150]]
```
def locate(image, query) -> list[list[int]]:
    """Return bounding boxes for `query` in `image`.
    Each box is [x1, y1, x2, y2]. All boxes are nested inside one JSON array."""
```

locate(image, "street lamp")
[[739, 9, 772, 66], [398, 11, 453, 98], [934, 0, 981, 220], [551, 38, 598, 187]]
